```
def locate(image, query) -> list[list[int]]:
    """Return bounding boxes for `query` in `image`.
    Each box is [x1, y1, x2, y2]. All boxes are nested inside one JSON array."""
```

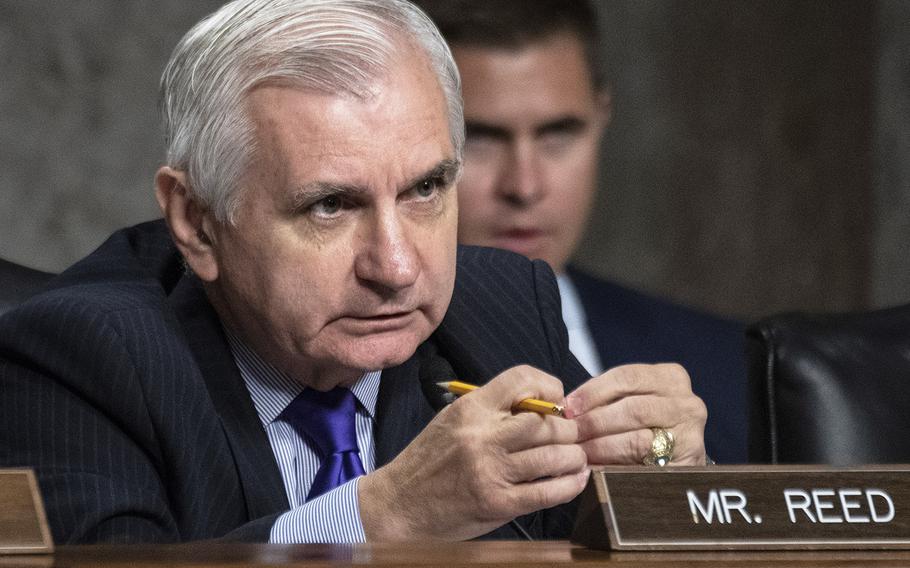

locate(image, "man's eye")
[[312, 195, 343, 216], [417, 180, 435, 197], [416, 178, 443, 198], [539, 131, 576, 153], [464, 133, 504, 154], [465, 131, 496, 145]]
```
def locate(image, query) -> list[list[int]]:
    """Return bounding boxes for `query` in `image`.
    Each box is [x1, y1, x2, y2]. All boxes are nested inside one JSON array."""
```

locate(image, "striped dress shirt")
[[225, 330, 380, 543]]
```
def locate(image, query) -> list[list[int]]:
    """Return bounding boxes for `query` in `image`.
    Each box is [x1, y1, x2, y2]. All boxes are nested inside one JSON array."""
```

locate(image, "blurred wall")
[[872, 0, 910, 308], [577, 0, 877, 320], [0, 1, 221, 271], [0, 1, 906, 322]]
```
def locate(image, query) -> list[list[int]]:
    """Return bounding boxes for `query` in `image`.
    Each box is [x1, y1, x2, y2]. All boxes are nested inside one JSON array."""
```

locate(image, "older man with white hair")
[[0, 0, 708, 544]]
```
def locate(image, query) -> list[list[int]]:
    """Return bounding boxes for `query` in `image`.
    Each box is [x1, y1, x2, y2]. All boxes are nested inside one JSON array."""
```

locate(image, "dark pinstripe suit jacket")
[[0, 220, 589, 544]]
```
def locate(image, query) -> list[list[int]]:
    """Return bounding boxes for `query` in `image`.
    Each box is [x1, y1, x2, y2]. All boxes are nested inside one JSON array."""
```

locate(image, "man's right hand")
[[358, 365, 589, 541]]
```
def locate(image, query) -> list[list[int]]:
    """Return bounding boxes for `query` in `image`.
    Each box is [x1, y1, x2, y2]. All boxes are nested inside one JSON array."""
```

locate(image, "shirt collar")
[[224, 328, 381, 427], [556, 272, 587, 330]]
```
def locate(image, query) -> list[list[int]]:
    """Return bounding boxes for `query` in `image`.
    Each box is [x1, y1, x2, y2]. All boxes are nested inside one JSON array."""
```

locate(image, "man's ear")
[[154, 166, 220, 282], [594, 88, 613, 134]]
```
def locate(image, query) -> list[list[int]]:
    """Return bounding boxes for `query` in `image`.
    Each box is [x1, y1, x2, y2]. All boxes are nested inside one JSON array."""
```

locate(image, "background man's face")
[[453, 32, 609, 273], [205, 55, 459, 388]]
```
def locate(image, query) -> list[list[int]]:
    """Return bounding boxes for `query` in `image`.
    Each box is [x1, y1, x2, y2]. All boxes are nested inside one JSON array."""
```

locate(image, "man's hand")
[[358, 365, 588, 541], [564, 364, 708, 466]]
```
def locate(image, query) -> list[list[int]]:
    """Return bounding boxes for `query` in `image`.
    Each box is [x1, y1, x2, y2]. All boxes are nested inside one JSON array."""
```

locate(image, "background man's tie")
[[281, 387, 366, 500]]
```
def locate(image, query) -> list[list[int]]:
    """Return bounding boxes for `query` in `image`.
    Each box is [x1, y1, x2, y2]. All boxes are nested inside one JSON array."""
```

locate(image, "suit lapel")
[[373, 350, 436, 467], [168, 276, 290, 520]]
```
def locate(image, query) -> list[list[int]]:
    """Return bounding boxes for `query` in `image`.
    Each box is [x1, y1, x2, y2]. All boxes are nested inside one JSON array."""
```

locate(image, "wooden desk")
[[3, 541, 910, 567]]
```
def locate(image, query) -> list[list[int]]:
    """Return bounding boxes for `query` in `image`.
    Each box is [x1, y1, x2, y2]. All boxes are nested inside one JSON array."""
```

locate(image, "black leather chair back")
[[0, 258, 54, 316], [747, 304, 910, 465]]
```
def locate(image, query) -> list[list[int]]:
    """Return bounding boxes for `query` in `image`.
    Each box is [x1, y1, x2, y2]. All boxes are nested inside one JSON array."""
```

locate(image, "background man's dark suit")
[[566, 266, 747, 464], [0, 220, 589, 544]]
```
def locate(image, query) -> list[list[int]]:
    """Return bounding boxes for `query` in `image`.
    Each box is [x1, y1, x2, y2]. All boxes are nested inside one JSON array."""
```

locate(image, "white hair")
[[159, 0, 463, 223]]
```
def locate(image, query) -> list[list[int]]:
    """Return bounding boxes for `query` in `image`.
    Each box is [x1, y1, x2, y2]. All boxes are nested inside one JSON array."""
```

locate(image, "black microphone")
[[415, 342, 534, 541], [417, 342, 456, 411]]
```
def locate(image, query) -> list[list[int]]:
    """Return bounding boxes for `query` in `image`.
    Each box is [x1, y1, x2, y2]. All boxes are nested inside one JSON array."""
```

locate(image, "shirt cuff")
[[269, 477, 366, 543]]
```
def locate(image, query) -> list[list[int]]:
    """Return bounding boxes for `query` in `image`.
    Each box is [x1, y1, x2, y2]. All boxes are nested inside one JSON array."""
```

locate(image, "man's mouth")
[[491, 228, 546, 257], [339, 310, 417, 333], [358, 311, 412, 321]]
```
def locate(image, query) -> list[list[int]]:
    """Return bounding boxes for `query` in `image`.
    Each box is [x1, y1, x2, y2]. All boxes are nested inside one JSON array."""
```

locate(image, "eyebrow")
[[465, 121, 511, 142], [290, 181, 366, 210], [465, 115, 588, 142], [401, 159, 462, 190], [535, 116, 587, 138], [290, 158, 461, 208]]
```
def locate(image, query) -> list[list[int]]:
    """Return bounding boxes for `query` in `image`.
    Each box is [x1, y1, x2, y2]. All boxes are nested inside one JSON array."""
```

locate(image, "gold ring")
[[642, 427, 674, 466]]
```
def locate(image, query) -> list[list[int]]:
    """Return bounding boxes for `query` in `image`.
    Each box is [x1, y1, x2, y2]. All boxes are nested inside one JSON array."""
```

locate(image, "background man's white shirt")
[[557, 273, 604, 376]]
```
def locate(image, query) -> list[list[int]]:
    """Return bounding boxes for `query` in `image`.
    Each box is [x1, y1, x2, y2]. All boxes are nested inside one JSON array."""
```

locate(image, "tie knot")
[[281, 387, 360, 457]]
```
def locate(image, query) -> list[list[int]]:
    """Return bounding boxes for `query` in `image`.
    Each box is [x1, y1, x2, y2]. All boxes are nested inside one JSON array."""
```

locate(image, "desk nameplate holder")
[[0, 469, 54, 555], [572, 465, 910, 551]]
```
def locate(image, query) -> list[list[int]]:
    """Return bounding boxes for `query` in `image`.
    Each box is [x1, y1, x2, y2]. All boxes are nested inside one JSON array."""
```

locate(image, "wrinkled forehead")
[[241, 57, 456, 194]]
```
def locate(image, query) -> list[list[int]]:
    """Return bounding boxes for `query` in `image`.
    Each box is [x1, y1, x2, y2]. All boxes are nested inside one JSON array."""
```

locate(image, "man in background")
[[415, 0, 748, 463]]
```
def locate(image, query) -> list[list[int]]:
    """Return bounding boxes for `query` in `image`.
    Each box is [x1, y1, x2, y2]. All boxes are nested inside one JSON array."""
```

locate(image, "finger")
[[503, 469, 591, 518], [581, 423, 708, 467], [495, 411, 578, 452], [478, 365, 566, 413], [564, 363, 692, 418], [664, 414, 708, 466], [579, 428, 654, 465], [574, 393, 692, 442], [503, 443, 587, 484]]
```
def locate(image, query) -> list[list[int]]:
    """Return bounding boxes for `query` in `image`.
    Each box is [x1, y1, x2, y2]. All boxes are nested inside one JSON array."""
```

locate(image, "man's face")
[[453, 33, 609, 273], [204, 55, 459, 389]]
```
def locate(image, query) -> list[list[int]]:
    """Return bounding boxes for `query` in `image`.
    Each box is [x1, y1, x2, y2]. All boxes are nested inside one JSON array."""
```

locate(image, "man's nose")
[[497, 141, 544, 207], [354, 213, 420, 294]]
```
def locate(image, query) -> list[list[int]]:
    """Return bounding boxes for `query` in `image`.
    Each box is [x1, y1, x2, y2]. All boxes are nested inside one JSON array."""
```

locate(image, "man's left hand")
[[563, 363, 708, 466]]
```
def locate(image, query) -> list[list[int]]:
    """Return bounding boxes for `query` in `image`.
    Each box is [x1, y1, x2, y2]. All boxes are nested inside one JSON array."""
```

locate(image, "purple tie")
[[280, 387, 366, 500]]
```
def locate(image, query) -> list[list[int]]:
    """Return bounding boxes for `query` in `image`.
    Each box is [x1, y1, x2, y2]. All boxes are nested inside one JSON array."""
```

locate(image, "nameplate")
[[0, 470, 54, 554], [572, 465, 910, 550]]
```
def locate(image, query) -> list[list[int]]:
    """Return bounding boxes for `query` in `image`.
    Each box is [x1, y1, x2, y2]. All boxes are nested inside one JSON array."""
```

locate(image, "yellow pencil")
[[436, 380, 565, 417]]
